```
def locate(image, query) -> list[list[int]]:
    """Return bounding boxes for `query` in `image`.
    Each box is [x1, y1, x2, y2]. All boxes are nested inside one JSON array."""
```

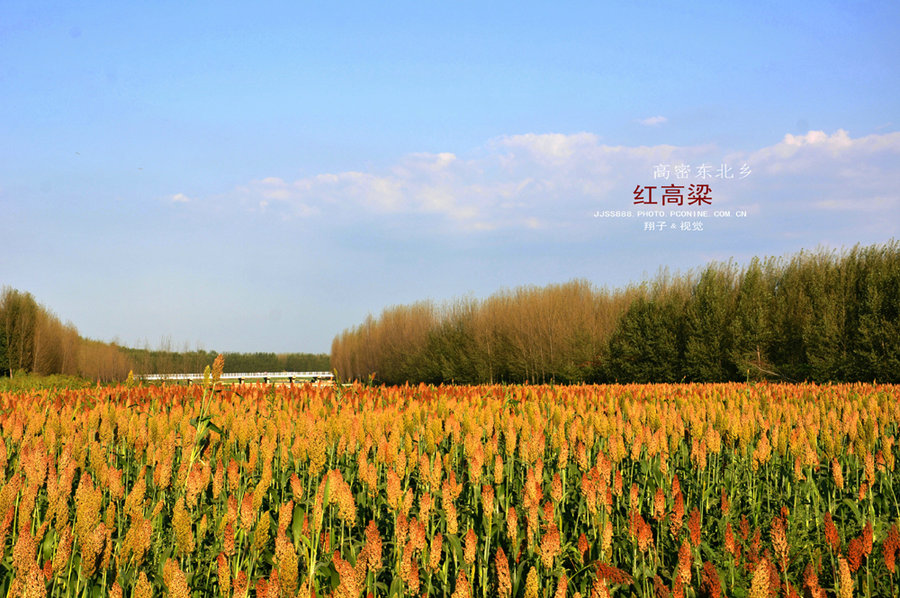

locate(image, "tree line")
[[0, 288, 130, 381], [0, 287, 329, 382], [120, 348, 330, 375], [331, 241, 900, 384]]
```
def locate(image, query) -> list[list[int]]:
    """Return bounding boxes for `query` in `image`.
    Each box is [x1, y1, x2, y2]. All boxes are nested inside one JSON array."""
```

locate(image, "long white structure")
[[140, 371, 334, 383]]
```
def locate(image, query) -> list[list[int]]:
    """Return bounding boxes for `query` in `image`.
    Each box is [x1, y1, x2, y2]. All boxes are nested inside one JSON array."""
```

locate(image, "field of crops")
[[1, 370, 898, 597]]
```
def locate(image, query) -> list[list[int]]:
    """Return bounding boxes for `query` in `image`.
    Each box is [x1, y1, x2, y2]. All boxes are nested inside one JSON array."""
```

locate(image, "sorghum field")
[[1, 370, 899, 597]]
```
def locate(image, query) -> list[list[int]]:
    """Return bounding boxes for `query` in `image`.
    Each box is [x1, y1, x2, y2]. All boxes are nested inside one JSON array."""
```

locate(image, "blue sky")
[[2, 1, 898, 353]]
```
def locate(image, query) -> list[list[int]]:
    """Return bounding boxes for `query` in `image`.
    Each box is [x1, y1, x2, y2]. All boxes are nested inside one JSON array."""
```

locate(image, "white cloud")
[[171, 193, 191, 203], [638, 116, 667, 126], [724, 130, 900, 240], [495, 132, 599, 163], [748, 129, 900, 173], [229, 129, 900, 239]]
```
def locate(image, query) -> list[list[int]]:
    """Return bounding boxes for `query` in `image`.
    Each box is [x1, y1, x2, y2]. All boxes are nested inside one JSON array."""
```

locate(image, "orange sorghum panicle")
[[396, 513, 409, 552], [481, 484, 495, 521], [277, 500, 294, 536], [173, 498, 194, 556], [677, 540, 692, 585], [464, 527, 477, 566], [274, 533, 298, 596], [577, 532, 589, 561], [212, 353, 224, 383], [582, 475, 596, 517], [364, 519, 383, 572], [252, 512, 271, 554], [601, 519, 613, 558], [107, 467, 124, 501], [825, 512, 841, 553], [74, 472, 102, 541], [411, 518, 427, 552], [883, 524, 900, 574], [554, 573, 568, 598], [653, 487, 665, 521], [847, 537, 863, 572], [551, 473, 563, 505], [217, 553, 231, 598], [688, 508, 701, 546], [540, 524, 561, 569], [832, 458, 844, 490], [103, 501, 116, 532], [504, 424, 517, 459], [837, 556, 853, 598], [151, 498, 165, 519], [496, 547, 512, 597], [452, 569, 472, 598], [523, 566, 539, 598], [52, 524, 73, 576], [862, 520, 873, 557], [399, 540, 416, 591], [505, 505, 517, 549], [163, 558, 191, 598], [228, 459, 241, 494], [750, 558, 770, 598], [404, 544, 420, 593], [420, 491, 433, 524], [542, 500, 555, 527], [387, 467, 402, 512], [223, 521, 236, 557], [772, 513, 788, 570], [289, 473, 303, 502], [629, 483, 639, 511], [79, 523, 106, 578], [445, 500, 458, 535], [233, 571, 249, 598], [133, 571, 154, 598], [186, 464, 209, 508], [725, 522, 738, 559], [155, 454, 174, 491], [592, 578, 611, 598], [100, 523, 114, 572], [263, 574, 277, 598], [637, 516, 653, 553], [803, 562, 826, 598], [526, 505, 539, 550], [336, 474, 357, 526], [701, 561, 722, 598], [12, 528, 37, 577], [429, 532, 443, 572], [239, 492, 255, 532], [523, 467, 542, 511], [123, 470, 146, 520]]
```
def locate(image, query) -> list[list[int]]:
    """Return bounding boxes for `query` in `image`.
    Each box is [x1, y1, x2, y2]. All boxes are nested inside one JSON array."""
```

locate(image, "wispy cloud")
[[170, 193, 192, 203], [638, 115, 667, 126], [747, 129, 900, 175]]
